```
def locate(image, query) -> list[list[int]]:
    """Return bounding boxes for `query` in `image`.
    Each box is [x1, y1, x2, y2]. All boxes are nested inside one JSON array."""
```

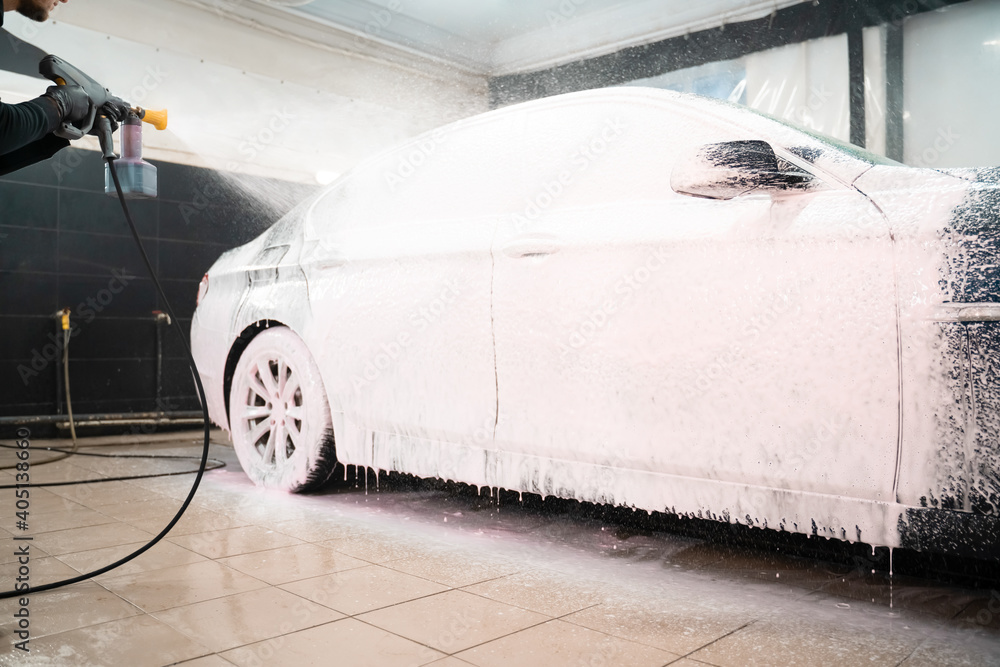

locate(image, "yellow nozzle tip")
[[141, 108, 168, 131]]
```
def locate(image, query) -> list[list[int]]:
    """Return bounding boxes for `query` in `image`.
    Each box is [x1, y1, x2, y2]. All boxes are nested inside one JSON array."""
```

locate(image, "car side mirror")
[[671, 140, 815, 200]]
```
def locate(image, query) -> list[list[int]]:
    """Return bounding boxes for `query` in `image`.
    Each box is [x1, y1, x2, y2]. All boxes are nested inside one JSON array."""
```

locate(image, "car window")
[[508, 98, 748, 213], [305, 92, 836, 240]]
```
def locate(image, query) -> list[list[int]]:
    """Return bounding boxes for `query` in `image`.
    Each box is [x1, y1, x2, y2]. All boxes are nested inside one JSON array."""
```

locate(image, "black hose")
[[0, 156, 213, 599]]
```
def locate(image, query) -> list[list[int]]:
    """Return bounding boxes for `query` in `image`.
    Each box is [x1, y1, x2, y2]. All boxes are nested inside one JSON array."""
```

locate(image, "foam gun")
[[40, 55, 168, 199]]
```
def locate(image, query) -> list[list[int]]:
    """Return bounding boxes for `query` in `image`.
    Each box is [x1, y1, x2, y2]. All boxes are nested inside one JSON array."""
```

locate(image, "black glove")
[[101, 98, 132, 123], [42, 84, 92, 124]]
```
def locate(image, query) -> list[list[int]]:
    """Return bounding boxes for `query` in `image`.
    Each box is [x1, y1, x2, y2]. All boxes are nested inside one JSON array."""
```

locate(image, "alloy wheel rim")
[[239, 356, 307, 471]]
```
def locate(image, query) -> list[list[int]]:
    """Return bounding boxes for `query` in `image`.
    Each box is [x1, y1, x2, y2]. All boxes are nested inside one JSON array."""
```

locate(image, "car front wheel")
[[229, 326, 337, 492]]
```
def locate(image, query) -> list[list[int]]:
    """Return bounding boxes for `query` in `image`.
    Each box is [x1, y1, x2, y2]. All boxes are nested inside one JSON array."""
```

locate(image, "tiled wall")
[[0, 147, 316, 422]]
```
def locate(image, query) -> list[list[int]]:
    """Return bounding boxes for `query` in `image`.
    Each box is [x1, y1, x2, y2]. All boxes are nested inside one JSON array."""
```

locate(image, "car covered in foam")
[[191, 87, 1000, 559]]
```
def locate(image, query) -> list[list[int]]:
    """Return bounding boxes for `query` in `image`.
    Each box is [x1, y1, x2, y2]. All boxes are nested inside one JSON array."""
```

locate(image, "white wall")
[[1, 0, 488, 183], [744, 33, 850, 142], [863, 25, 887, 157], [903, 0, 1000, 168], [628, 33, 851, 144]]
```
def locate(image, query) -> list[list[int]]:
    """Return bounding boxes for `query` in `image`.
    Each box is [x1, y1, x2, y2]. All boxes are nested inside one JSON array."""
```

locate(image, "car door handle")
[[303, 241, 347, 269], [501, 238, 563, 259], [314, 255, 347, 270]]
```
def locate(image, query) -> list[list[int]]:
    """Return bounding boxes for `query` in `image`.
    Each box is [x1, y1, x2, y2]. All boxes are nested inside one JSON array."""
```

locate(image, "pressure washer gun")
[[39, 55, 168, 199]]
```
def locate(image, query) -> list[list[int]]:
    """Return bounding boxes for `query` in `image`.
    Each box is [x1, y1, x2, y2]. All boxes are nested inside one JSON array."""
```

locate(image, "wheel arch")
[[223, 319, 290, 426]]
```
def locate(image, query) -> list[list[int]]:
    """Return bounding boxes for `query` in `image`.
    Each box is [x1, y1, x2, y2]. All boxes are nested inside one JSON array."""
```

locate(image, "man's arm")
[[0, 95, 62, 155], [0, 86, 92, 176]]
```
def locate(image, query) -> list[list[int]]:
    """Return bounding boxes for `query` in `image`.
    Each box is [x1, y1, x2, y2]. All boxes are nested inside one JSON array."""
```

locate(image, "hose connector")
[[53, 307, 71, 330]]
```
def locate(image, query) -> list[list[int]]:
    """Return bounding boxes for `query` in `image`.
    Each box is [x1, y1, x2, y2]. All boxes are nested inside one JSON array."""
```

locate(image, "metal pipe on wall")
[[0, 411, 205, 427]]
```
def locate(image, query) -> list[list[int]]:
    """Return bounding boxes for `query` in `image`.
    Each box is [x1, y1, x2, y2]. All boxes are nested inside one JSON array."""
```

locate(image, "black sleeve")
[[0, 95, 62, 156], [0, 134, 70, 177]]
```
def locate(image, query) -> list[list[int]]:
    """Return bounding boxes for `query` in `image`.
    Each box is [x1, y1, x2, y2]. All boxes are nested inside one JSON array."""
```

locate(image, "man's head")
[[4, 0, 68, 22]]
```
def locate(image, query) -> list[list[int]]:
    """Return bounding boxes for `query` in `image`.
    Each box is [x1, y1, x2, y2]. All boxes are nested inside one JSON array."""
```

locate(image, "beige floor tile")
[[359, 589, 547, 654], [8, 489, 83, 515], [690, 616, 924, 667], [28, 522, 155, 557], [426, 659, 476, 667], [67, 456, 209, 478], [100, 560, 268, 613], [385, 551, 520, 588], [11, 613, 211, 667], [124, 475, 207, 500], [0, 581, 140, 640], [173, 656, 238, 667], [224, 502, 329, 528], [0, 537, 51, 564], [55, 539, 208, 580], [219, 543, 368, 586], [319, 533, 425, 563], [457, 619, 679, 667], [127, 508, 250, 537], [897, 636, 1000, 666], [96, 498, 181, 522], [18, 460, 102, 483], [0, 556, 80, 589], [169, 526, 303, 559], [220, 617, 444, 667], [46, 480, 161, 506], [154, 587, 343, 652], [280, 564, 449, 615], [463, 570, 603, 617], [0, 506, 117, 535], [563, 601, 759, 656], [267, 517, 365, 543]]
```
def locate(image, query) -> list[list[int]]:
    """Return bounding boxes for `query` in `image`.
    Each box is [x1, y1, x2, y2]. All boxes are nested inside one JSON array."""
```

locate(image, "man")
[[4, 0, 68, 22], [1, 0, 91, 175]]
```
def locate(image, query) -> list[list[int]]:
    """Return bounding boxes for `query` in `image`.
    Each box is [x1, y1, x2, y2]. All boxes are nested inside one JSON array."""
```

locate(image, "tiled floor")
[[0, 430, 998, 666]]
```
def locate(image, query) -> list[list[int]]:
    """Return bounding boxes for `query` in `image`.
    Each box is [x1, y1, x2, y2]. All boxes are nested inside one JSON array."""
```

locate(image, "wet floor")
[[0, 430, 998, 666]]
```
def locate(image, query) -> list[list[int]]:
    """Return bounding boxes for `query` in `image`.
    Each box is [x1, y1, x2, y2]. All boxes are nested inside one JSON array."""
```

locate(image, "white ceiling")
[[209, 0, 808, 76]]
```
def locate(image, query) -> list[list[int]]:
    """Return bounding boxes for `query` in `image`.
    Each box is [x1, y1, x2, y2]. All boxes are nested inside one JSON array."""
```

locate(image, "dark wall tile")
[[60, 189, 158, 238], [156, 162, 252, 209], [57, 273, 157, 319], [0, 360, 57, 410], [0, 226, 57, 272], [51, 148, 108, 192], [68, 358, 156, 403], [155, 159, 212, 203], [160, 200, 261, 246], [159, 394, 200, 412], [0, 271, 58, 315], [65, 317, 158, 360], [161, 318, 194, 360], [157, 241, 225, 281], [163, 358, 201, 400], [0, 146, 69, 188], [58, 231, 157, 278], [64, 396, 162, 416], [159, 280, 199, 320], [0, 181, 58, 228], [0, 316, 57, 362]]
